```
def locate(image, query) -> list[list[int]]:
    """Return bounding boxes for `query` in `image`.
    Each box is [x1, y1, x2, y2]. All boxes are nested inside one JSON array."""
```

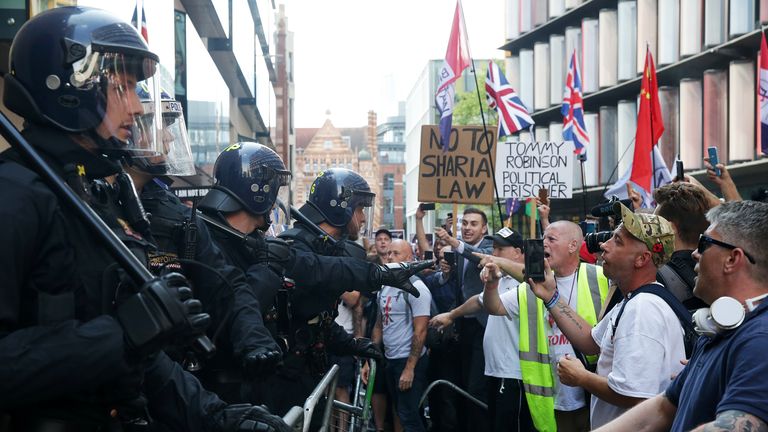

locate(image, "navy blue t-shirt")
[[665, 301, 768, 431]]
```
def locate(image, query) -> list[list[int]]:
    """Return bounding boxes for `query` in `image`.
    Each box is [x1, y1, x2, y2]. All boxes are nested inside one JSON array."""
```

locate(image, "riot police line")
[[0, 6, 429, 432]]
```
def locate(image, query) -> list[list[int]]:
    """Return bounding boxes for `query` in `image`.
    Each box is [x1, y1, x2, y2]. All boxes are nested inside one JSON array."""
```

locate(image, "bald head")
[[387, 239, 414, 263], [543, 221, 583, 276], [548, 221, 584, 244]]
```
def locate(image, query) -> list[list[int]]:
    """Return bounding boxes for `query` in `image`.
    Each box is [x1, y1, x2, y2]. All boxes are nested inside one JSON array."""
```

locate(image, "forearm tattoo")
[[555, 298, 583, 331], [698, 410, 768, 432]]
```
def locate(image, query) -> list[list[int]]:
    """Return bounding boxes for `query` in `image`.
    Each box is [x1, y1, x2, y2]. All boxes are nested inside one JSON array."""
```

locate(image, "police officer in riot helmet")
[[300, 168, 376, 243], [0, 6, 288, 432], [124, 93, 283, 402], [198, 146, 430, 411]]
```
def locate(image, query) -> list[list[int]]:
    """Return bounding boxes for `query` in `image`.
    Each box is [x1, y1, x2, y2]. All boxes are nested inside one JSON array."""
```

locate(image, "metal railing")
[[283, 360, 378, 432]]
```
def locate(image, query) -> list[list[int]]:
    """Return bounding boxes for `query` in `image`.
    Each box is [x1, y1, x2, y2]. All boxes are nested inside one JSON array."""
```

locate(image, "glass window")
[[384, 198, 394, 214], [384, 173, 395, 190], [324, 140, 333, 149]]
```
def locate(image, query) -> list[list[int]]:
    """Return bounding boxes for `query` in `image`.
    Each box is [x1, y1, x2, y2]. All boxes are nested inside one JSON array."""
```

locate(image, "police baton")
[[0, 109, 215, 356], [289, 204, 339, 246]]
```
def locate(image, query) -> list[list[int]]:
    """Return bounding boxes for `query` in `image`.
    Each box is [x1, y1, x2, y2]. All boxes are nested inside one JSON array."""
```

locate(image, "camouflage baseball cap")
[[614, 202, 675, 266]]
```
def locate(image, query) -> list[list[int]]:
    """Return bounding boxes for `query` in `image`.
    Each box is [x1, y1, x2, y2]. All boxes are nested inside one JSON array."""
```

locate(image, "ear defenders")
[[692, 297, 745, 338], [692, 294, 768, 338]]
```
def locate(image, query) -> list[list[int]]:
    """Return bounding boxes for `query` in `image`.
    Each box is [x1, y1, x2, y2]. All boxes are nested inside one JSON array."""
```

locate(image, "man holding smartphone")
[[527, 206, 686, 429], [482, 221, 609, 432]]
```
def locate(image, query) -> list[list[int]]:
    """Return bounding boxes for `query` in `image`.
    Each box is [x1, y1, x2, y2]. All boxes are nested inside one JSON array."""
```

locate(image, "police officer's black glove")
[[264, 238, 291, 275], [221, 404, 292, 432], [243, 346, 283, 378], [370, 261, 434, 297], [117, 273, 210, 357], [251, 236, 292, 276], [350, 337, 383, 360]]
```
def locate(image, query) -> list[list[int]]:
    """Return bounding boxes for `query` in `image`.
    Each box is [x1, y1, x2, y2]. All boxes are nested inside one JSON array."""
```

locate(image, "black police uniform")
[[199, 213, 381, 414], [139, 179, 280, 403], [0, 126, 239, 431]]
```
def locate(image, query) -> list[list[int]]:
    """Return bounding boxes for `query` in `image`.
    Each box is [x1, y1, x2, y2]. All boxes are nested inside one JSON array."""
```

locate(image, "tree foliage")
[[452, 61, 503, 126]]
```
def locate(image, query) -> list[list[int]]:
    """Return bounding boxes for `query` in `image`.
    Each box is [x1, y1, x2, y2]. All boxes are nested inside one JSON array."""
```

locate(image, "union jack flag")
[[562, 50, 589, 155], [485, 60, 534, 138], [131, 1, 149, 42]]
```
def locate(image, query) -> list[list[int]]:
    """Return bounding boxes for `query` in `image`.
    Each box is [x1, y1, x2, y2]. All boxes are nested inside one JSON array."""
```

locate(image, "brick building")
[[294, 112, 382, 229]]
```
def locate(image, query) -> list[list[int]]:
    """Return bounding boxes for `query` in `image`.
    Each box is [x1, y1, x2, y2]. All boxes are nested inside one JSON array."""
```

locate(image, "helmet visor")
[[248, 164, 292, 188], [352, 207, 373, 240], [347, 188, 375, 209], [72, 48, 163, 155], [132, 98, 196, 176], [267, 197, 291, 237]]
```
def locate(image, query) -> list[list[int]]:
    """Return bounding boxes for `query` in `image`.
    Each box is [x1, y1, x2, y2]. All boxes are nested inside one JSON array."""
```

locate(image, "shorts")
[[328, 354, 356, 389]]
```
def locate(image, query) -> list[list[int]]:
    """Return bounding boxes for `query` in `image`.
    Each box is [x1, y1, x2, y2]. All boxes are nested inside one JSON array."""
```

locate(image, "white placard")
[[495, 140, 575, 198]]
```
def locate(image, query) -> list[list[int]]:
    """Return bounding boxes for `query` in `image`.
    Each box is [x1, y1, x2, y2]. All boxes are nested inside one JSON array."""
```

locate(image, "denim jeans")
[[384, 354, 429, 432]]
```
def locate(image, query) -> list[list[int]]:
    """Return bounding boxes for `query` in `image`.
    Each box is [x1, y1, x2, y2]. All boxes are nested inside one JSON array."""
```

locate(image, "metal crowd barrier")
[[282, 359, 378, 432]]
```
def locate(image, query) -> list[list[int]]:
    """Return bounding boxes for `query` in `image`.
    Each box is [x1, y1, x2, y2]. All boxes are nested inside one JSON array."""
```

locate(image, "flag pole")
[[647, 44, 657, 191], [579, 154, 588, 220], [459, 1, 505, 228]]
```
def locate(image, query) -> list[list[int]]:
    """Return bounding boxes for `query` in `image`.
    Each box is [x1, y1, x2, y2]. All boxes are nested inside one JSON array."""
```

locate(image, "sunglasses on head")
[[697, 234, 756, 264]]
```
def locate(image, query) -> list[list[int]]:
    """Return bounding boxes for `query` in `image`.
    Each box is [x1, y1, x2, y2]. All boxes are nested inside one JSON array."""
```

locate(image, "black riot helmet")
[[300, 168, 375, 237], [200, 142, 291, 219], [4, 6, 163, 155]]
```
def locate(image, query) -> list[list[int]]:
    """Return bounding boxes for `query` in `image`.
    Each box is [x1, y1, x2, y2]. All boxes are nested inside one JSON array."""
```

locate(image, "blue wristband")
[[544, 289, 560, 310]]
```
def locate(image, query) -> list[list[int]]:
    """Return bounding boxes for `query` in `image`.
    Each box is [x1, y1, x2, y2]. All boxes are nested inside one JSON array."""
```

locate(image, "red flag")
[[435, 0, 471, 151], [759, 32, 768, 155], [630, 47, 664, 194]]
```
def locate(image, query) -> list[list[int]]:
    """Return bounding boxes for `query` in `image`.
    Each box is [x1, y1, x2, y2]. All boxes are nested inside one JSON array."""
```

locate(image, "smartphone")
[[707, 146, 721, 177], [538, 188, 550, 206], [524, 239, 546, 282], [424, 250, 434, 260], [419, 202, 436, 211], [443, 251, 456, 268], [675, 159, 684, 182]]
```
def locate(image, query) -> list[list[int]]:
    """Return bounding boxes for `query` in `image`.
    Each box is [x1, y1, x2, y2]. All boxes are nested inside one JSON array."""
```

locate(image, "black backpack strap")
[[615, 284, 697, 357], [658, 264, 693, 304]]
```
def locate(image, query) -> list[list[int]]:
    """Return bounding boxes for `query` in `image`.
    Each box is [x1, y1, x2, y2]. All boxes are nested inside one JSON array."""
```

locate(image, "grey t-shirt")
[[378, 277, 432, 360]]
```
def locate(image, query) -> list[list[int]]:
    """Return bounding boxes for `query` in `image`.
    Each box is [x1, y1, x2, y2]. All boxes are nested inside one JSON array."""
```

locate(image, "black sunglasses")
[[697, 234, 756, 264]]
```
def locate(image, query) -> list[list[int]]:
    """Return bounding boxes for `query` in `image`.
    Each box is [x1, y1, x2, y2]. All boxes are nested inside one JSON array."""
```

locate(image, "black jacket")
[[140, 180, 279, 360], [0, 126, 228, 430]]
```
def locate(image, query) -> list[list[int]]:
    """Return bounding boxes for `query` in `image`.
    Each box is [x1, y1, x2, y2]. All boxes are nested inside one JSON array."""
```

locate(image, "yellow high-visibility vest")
[[518, 263, 609, 432]]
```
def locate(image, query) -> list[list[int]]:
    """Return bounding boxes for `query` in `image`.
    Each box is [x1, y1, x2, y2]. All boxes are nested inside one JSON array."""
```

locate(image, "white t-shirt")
[[335, 301, 354, 335], [478, 277, 522, 379], [378, 277, 432, 360], [589, 290, 686, 428], [496, 272, 586, 411]]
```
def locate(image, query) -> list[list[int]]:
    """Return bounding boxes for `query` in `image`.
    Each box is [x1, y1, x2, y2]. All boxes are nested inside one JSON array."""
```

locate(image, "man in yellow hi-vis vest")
[[527, 204, 687, 429], [483, 221, 609, 432]]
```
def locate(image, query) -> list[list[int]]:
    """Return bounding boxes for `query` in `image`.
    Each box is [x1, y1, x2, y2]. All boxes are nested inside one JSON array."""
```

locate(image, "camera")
[[584, 231, 613, 254]]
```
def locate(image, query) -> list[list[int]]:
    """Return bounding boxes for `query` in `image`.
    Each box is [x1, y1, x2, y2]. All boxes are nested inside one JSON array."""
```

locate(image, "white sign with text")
[[495, 140, 575, 199]]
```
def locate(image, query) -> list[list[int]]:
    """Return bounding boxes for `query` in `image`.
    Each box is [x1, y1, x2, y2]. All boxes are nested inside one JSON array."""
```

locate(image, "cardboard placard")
[[418, 125, 497, 204], [495, 140, 574, 198]]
